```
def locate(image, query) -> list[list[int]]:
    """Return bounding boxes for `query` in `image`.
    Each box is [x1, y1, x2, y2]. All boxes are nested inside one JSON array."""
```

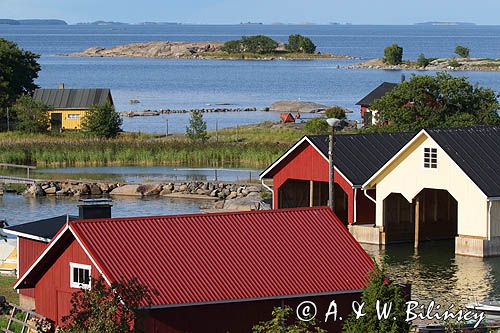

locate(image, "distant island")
[[414, 21, 476, 26], [0, 19, 67, 25]]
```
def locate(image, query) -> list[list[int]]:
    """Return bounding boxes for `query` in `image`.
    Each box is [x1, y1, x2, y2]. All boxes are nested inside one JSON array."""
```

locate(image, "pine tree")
[[343, 260, 410, 333], [186, 110, 208, 142], [81, 102, 122, 138]]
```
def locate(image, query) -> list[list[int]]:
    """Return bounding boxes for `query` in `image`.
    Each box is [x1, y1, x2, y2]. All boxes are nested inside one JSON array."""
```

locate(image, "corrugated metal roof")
[[63, 207, 373, 307], [33, 88, 112, 109], [356, 82, 398, 106], [426, 126, 500, 197]]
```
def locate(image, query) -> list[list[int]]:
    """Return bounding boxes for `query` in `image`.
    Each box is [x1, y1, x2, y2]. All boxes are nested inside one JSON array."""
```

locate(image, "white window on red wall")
[[70, 262, 91, 289]]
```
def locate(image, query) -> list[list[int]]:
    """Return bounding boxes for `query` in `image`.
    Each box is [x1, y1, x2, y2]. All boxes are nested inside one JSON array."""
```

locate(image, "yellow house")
[[33, 86, 114, 131], [361, 126, 500, 258]]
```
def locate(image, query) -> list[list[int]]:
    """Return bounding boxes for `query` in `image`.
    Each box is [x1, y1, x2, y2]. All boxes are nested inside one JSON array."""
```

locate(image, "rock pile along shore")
[[25, 181, 267, 211], [121, 107, 258, 117]]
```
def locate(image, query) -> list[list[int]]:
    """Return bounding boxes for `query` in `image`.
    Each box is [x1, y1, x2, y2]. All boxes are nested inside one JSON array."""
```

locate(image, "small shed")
[[280, 112, 295, 123], [33, 87, 113, 131]]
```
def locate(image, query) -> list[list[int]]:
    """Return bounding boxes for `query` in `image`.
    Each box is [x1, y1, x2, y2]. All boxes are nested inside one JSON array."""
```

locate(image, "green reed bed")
[[0, 136, 288, 168]]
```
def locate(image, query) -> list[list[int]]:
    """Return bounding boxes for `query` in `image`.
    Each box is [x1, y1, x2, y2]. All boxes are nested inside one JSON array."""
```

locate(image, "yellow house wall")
[[48, 109, 87, 130], [373, 134, 488, 239], [491, 200, 500, 238]]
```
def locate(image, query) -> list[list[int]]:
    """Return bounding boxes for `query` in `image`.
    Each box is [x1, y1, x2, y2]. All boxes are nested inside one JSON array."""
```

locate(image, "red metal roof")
[[20, 207, 374, 307]]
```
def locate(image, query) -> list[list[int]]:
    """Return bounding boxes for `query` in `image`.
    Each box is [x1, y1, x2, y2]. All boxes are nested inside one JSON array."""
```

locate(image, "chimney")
[[58, 83, 65, 90], [78, 199, 112, 220]]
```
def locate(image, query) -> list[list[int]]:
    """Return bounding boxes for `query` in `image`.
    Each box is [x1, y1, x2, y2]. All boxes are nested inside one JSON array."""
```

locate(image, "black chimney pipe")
[[78, 199, 112, 220]]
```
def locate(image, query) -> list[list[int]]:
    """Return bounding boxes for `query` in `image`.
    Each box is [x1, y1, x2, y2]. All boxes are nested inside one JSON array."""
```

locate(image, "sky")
[[2, 0, 500, 25]]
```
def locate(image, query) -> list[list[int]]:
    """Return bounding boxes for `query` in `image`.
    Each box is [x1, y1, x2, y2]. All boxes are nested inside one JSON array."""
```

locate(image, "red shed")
[[15, 207, 374, 332], [260, 133, 414, 225]]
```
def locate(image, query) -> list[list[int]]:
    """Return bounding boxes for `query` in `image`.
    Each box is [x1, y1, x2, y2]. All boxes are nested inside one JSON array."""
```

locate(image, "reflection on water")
[[3, 166, 263, 183], [0, 193, 202, 226], [363, 241, 500, 306]]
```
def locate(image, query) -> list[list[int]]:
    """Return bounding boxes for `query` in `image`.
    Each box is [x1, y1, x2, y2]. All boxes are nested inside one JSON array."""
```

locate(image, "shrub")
[[304, 118, 329, 134], [383, 44, 403, 65], [253, 306, 326, 333], [455, 45, 470, 58], [286, 34, 316, 54], [448, 59, 461, 68], [417, 53, 430, 68], [186, 110, 208, 142], [221, 40, 242, 53], [241, 35, 278, 54], [81, 102, 122, 138], [325, 106, 346, 120], [11, 94, 49, 133]]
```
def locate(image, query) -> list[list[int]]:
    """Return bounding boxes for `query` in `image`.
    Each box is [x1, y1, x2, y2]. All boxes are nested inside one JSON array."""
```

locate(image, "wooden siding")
[[34, 237, 97, 326], [48, 109, 87, 130], [18, 238, 48, 300], [272, 143, 357, 224], [143, 292, 361, 333]]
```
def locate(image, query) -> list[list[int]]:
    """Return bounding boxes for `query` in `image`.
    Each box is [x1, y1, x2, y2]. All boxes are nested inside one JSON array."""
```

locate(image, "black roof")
[[4, 215, 78, 241], [33, 88, 112, 109], [308, 132, 415, 186], [356, 82, 398, 106], [426, 126, 500, 197]]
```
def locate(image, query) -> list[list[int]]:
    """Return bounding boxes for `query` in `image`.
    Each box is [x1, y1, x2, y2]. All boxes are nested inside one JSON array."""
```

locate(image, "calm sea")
[[2, 24, 500, 132]]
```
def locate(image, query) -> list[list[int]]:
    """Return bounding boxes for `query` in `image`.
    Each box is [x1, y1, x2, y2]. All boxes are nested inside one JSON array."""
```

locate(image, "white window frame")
[[70, 262, 92, 289], [423, 147, 438, 169]]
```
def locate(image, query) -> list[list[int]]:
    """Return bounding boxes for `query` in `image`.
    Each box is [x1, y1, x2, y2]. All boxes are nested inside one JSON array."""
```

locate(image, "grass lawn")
[[0, 275, 18, 304]]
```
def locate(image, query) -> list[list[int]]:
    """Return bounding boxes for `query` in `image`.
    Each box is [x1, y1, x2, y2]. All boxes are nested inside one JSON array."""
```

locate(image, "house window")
[[70, 263, 91, 289], [68, 114, 80, 119], [424, 148, 437, 169]]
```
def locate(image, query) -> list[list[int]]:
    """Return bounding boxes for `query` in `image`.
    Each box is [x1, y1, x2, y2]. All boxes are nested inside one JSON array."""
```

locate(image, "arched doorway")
[[383, 193, 413, 243]]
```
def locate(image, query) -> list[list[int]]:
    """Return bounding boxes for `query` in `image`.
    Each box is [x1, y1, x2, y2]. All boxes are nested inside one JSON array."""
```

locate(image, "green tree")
[[186, 110, 208, 142], [417, 53, 430, 68], [325, 106, 346, 120], [369, 73, 500, 132], [241, 35, 278, 54], [448, 59, 461, 68], [304, 117, 330, 135], [12, 94, 49, 133], [0, 38, 41, 123], [455, 45, 470, 58], [60, 276, 156, 333], [253, 306, 326, 333], [81, 102, 122, 138], [343, 261, 410, 333], [286, 34, 316, 54], [383, 44, 403, 65], [221, 40, 242, 53]]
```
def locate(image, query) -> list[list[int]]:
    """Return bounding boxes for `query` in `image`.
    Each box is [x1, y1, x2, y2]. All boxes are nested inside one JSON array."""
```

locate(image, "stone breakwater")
[[25, 181, 262, 200], [121, 107, 258, 117]]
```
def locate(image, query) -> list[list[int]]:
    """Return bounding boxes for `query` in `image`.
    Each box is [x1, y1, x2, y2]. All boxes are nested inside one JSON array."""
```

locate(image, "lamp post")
[[326, 118, 341, 212]]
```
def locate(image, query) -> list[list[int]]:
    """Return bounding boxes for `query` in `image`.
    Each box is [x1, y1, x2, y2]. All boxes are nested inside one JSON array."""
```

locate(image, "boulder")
[[138, 184, 162, 196], [44, 187, 57, 195], [110, 184, 142, 196], [78, 184, 91, 195], [26, 184, 45, 196], [160, 188, 172, 196], [90, 184, 103, 195], [223, 192, 263, 211]]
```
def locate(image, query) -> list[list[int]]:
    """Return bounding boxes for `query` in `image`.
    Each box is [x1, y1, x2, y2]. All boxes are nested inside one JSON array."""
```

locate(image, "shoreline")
[[346, 57, 500, 71]]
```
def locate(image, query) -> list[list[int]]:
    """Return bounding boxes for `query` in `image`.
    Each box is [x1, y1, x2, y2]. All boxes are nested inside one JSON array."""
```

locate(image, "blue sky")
[[2, 0, 500, 25]]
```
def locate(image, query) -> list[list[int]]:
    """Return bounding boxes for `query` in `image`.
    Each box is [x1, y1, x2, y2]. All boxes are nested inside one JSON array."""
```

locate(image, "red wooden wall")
[[18, 238, 48, 300], [142, 292, 361, 333], [33, 237, 98, 326], [272, 143, 355, 224]]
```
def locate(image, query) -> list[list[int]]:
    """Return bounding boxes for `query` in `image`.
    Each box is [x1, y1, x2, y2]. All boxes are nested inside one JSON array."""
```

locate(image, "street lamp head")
[[326, 118, 341, 128]]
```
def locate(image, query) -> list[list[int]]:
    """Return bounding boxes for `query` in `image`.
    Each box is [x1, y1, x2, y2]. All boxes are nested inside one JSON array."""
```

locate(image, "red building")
[[4, 200, 112, 309], [260, 133, 413, 225], [14, 207, 374, 332], [356, 82, 397, 127]]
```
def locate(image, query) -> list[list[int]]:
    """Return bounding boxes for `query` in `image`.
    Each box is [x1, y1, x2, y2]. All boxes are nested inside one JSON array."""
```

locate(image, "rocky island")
[[64, 36, 358, 60]]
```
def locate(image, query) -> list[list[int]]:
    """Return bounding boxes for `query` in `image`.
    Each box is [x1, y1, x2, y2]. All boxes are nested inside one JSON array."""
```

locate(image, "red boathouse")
[[14, 207, 374, 332], [260, 133, 414, 225]]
